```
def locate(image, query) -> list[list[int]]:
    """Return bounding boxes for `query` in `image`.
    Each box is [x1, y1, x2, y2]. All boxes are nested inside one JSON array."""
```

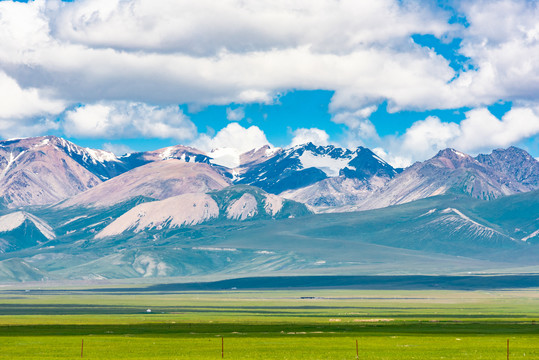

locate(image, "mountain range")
[[0, 135, 537, 282]]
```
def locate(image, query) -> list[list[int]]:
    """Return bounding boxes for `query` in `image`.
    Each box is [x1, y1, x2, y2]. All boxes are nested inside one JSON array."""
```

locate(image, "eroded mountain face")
[[0, 136, 538, 282], [1, 137, 538, 213]]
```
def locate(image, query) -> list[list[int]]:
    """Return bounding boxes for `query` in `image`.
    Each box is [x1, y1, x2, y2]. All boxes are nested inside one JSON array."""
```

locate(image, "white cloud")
[[0, 118, 59, 140], [376, 104, 539, 168], [289, 128, 330, 147], [63, 102, 196, 140], [194, 122, 270, 153], [192, 122, 271, 168], [0, 0, 538, 154], [50, 0, 451, 55], [226, 107, 245, 121], [0, 1, 535, 113], [102, 143, 135, 155], [332, 106, 377, 129], [0, 71, 65, 120], [0, 0, 460, 112], [453, 0, 539, 103], [395, 116, 461, 166], [453, 106, 539, 151], [0, 71, 64, 138]]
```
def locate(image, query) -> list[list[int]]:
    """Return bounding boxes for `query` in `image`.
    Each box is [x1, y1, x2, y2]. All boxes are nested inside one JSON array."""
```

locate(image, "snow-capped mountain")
[[236, 143, 397, 194], [0, 135, 537, 215], [0, 136, 230, 208], [0, 136, 108, 207], [340, 148, 539, 212], [50, 136, 128, 180], [121, 144, 212, 169]]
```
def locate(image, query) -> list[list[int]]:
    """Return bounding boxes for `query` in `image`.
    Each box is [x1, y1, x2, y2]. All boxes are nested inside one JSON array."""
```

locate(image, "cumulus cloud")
[[332, 107, 381, 149], [332, 106, 377, 129], [0, 71, 65, 138], [377, 105, 539, 168], [226, 107, 245, 121], [452, 0, 539, 103], [0, 71, 65, 120], [192, 122, 271, 168], [0, 118, 60, 140], [0, 0, 459, 112], [0, 0, 538, 157], [289, 128, 330, 147], [392, 116, 461, 166], [453, 106, 539, 151], [193, 122, 270, 153], [63, 102, 196, 140], [50, 0, 451, 55]]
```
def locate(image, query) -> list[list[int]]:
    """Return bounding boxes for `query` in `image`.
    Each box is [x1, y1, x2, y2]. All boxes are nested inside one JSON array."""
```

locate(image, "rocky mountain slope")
[[96, 186, 309, 239], [1, 136, 537, 214], [237, 143, 397, 195], [0, 136, 108, 208], [475, 146, 539, 189], [0, 137, 230, 208], [338, 148, 539, 212], [58, 160, 231, 208], [0, 136, 537, 282]]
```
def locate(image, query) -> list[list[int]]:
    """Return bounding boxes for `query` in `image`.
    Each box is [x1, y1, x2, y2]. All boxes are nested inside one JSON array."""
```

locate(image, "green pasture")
[[0, 288, 538, 359]]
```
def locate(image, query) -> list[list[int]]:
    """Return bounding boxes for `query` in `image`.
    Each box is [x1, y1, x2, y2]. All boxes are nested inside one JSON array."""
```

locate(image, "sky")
[[0, 0, 538, 167]]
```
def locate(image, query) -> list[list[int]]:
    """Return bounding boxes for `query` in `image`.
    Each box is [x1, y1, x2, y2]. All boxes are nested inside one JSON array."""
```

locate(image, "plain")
[[0, 286, 538, 359]]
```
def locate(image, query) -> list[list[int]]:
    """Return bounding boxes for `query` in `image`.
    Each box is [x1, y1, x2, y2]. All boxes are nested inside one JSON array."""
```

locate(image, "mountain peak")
[[435, 148, 470, 159], [489, 146, 535, 160], [431, 148, 475, 169], [475, 146, 539, 187]]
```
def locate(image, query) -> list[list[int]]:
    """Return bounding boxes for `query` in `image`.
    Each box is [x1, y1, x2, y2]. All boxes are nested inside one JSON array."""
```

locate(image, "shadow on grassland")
[[141, 275, 539, 292]]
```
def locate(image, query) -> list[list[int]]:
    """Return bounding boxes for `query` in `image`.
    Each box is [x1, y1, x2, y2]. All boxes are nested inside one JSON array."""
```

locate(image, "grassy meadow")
[[0, 287, 538, 359]]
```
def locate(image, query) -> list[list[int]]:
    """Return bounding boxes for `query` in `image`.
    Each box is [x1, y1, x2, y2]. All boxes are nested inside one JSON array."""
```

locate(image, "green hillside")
[[0, 191, 537, 282]]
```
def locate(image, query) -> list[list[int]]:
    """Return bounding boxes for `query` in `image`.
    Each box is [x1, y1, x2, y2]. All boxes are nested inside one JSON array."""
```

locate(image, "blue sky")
[[0, 0, 538, 167]]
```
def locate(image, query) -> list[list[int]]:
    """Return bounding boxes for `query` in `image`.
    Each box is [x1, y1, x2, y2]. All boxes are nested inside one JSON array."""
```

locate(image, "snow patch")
[[419, 209, 437, 217], [438, 208, 509, 239], [265, 147, 280, 157], [160, 147, 174, 160], [226, 193, 258, 220], [522, 230, 539, 242], [0, 211, 55, 240], [440, 208, 481, 226], [133, 255, 169, 277], [231, 169, 240, 182], [96, 193, 219, 238], [298, 151, 350, 177], [61, 215, 88, 226], [0, 150, 26, 180], [192, 247, 237, 252], [83, 148, 119, 163], [452, 149, 467, 158], [263, 194, 284, 216]]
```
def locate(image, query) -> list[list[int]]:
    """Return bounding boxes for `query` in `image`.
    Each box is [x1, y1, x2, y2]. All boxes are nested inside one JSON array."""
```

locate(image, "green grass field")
[[0, 287, 538, 359]]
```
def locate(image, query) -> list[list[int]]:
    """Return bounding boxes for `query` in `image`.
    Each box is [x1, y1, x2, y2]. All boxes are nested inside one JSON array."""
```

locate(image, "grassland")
[[0, 287, 538, 359]]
